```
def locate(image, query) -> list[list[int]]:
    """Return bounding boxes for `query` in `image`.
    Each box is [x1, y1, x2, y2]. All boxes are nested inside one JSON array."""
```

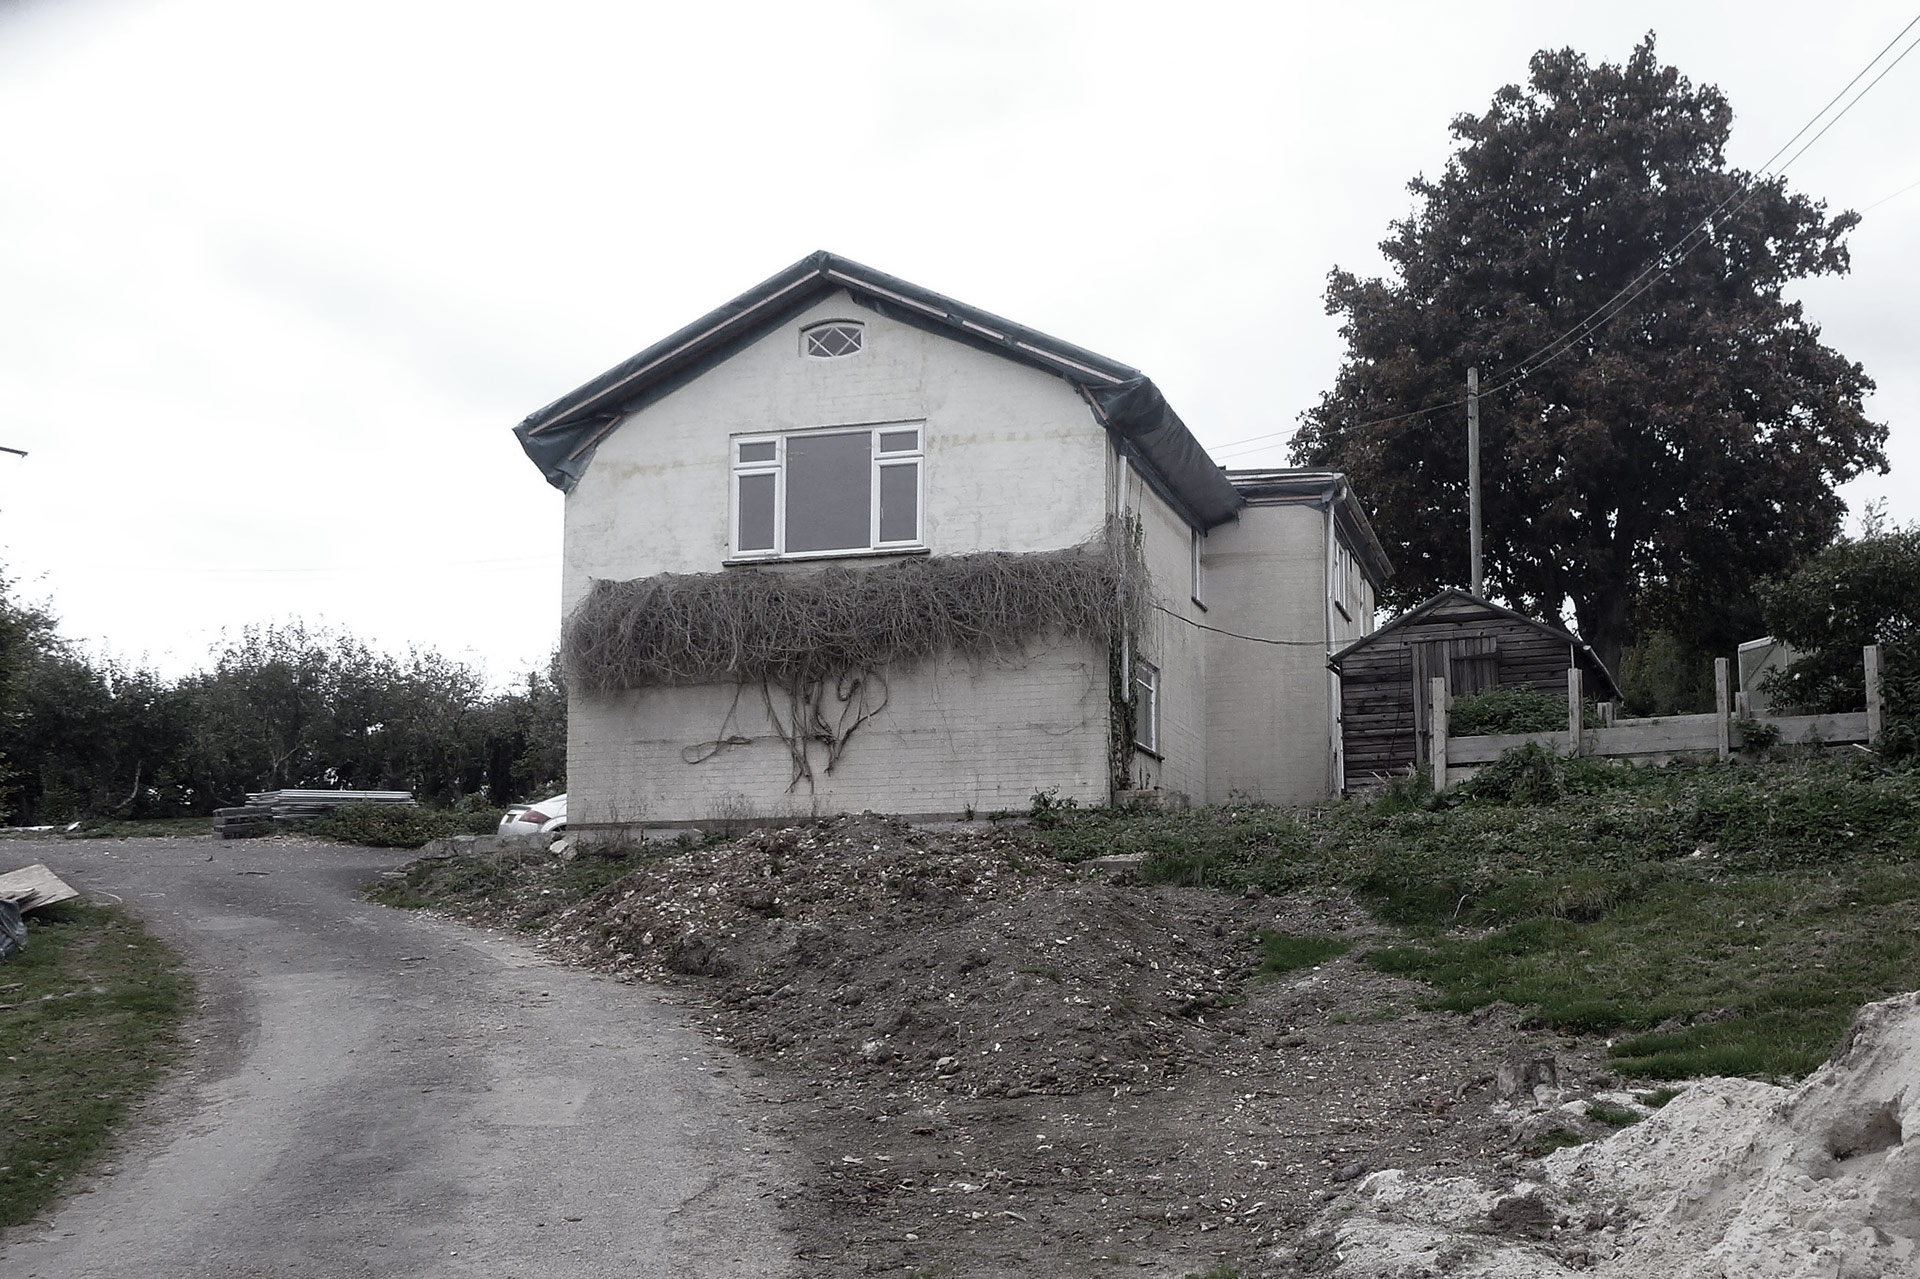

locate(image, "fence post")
[[1567, 667, 1584, 756], [1715, 657, 1731, 761], [1430, 676, 1450, 791], [1865, 644, 1884, 747]]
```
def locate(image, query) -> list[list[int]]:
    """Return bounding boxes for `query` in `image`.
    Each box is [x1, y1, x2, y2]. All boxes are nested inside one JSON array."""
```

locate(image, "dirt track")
[[0, 837, 792, 1279]]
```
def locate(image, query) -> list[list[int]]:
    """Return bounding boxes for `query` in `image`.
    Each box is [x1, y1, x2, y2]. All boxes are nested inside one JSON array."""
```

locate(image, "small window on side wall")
[[801, 321, 864, 358], [1133, 660, 1159, 753]]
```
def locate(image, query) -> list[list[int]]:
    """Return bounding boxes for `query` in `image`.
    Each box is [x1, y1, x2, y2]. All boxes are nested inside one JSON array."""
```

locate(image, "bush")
[[1450, 687, 1567, 735], [300, 802, 502, 850], [1760, 521, 1919, 755]]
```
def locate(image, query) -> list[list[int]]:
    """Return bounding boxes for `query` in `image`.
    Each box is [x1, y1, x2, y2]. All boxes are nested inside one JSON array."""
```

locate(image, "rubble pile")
[[542, 814, 1257, 1097], [1303, 991, 1920, 1278]]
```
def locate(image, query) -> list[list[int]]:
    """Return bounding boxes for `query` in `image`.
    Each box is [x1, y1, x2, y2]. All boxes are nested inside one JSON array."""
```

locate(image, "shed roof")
[[513, 250, 1243, 529], [1329, 588, 1620, 699]]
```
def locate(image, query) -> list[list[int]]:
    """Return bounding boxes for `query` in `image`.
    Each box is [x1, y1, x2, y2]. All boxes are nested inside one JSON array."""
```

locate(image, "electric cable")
[[1207, 13, 1920, 459]]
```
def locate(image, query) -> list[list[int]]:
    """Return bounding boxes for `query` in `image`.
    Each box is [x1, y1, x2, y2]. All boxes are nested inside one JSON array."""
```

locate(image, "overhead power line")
[[1208, 13, 1920, 461]]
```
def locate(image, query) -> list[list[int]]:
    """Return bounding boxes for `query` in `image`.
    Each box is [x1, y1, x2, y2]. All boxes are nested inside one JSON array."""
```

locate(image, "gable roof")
[[512, 250, 1243, 528], [1329, 588, 1620, 698]]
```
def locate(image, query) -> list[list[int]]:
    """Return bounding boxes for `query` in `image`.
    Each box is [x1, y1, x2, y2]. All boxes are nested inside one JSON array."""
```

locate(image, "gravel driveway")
[[0, 836, 794, 1279]]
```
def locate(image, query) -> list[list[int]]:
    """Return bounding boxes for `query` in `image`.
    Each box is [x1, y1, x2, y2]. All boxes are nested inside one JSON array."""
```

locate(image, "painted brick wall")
[[569, 641, 1109, 826], [1123, 463, 1207, 803], [1201, 501, 1335, 804]]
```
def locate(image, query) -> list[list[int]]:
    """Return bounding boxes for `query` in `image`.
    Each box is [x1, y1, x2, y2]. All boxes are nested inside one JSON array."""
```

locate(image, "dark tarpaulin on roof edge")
[[1085, 378, 1240, 528], [511, 250, 1244, 529]]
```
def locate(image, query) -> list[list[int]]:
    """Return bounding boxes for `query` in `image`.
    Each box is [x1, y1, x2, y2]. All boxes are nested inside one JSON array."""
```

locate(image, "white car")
[[499, 793, 567, 837]]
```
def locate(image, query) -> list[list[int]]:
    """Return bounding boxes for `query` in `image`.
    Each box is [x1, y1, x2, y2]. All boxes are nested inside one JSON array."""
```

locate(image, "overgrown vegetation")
[[564, 540, 1147, 793], [1761, 516, 1919, 758], [1023, 750, 1920, 1081], [369, 839, 654, 918], [298, 802, 504, 850], [0, 903, 194, 1229], [1448, 687, 1567, 735]]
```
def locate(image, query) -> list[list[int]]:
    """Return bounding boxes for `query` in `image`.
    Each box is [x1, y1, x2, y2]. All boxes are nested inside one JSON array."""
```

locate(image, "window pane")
[[738, 440, 776, 464], [785, 432, 871, 552], [878, 462, 918, 543], [878, 429, 919, 453], [1134, 664, 1158, 750], [737, 472, 776, 552]]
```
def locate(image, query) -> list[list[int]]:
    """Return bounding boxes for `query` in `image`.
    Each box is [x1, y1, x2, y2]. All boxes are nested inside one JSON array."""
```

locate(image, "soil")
[[413, 814, 1630, 1278]]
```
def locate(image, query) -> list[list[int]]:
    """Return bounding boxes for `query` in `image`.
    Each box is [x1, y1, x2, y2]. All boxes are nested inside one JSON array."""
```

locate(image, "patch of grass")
[[1584, 1101, 1642, 1127], [1525, 1127, 1588, 1157], [0, 902, 195, 1229], [1257, 931, 1353, 975], [1020, 755, 1920, 1082]]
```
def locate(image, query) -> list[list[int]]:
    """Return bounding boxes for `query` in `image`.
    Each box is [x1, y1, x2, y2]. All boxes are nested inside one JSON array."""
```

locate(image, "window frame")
[[1132, 658, 1160, 754], [800, 320, 866, 359], [729, 422, 926, 562]]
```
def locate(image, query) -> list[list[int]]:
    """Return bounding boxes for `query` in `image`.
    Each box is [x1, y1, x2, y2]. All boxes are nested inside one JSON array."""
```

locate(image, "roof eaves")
[[512, 251, 1244, 528]]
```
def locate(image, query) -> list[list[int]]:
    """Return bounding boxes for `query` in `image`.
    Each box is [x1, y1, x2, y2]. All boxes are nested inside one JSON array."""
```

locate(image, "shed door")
[[1411, 642, 1441, 764], [1411, 636, 1501, 763]]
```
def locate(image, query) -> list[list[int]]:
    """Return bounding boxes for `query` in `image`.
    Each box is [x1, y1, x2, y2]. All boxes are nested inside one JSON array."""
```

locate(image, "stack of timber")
[[212, 806, 274, 839], [216, 790, 416, 839]]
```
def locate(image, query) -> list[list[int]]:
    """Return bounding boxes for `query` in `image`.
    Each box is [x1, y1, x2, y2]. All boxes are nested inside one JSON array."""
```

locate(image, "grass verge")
[[0, 902, 195, 1229], [1022, 753, 1920, 1081]]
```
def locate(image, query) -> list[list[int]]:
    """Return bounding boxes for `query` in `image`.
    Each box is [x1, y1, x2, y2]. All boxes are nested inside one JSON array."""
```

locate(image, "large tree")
[[1291, 36, 1886, 673]]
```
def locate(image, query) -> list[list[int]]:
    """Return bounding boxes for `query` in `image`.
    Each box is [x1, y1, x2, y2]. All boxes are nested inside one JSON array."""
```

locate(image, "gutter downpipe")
[[1323, 482, 1341, 797]]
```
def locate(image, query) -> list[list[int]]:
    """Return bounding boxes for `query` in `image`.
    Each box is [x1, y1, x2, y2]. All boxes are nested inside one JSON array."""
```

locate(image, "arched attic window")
[[801, 320, 864, 358]]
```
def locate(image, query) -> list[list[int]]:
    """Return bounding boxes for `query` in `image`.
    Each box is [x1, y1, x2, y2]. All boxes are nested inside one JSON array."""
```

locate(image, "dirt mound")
[[1305, 991, 1920, 1278], [542, 814, 1255, 1098]]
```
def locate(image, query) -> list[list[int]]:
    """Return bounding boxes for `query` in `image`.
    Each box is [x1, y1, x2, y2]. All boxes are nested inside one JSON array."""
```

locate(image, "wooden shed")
[[1329, 589, 1619, 784]]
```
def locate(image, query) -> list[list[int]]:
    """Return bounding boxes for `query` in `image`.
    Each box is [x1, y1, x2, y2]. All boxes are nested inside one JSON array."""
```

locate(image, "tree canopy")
[[0, 580, 567, 824], [1290, 35, 1887, 674]]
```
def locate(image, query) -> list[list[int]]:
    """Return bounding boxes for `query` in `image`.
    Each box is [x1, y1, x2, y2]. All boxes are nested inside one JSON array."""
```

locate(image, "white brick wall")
[[569, 642, 1109, 826], [1201, 502, 1336, 804], [1122, 464, 1207, 803]]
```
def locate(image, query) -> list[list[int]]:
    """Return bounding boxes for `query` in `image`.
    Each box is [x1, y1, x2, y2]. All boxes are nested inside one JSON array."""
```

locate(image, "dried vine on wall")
[[562, 535, 1148, 791]]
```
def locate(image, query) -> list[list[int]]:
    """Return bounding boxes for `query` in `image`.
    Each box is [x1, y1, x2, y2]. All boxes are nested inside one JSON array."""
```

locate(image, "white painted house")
[[515, 252, 1389, 832]]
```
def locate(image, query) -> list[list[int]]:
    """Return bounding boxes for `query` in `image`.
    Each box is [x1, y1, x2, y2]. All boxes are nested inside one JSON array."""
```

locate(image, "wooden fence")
[[1431, 645, 1885, 790]]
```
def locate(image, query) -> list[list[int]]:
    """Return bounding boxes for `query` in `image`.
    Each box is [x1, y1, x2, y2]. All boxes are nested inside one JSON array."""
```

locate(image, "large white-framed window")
[[730, 422, 925, 560], [1133, 659, 1159, 753]]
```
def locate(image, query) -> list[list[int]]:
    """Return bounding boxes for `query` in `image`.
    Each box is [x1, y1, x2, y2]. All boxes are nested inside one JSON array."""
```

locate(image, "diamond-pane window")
[[802, 322, 864, 358]]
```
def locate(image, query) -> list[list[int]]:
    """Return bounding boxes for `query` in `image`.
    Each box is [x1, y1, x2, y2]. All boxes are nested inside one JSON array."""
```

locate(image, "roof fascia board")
[[512, 251, 1241, 527]]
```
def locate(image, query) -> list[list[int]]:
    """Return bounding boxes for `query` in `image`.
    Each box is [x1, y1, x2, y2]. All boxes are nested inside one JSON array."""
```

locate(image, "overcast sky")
[[2, 0, 1915, 682]]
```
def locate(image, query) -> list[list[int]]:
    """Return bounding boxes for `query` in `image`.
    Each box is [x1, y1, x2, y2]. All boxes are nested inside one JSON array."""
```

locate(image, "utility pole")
[[1467, 368, 1482, 598]]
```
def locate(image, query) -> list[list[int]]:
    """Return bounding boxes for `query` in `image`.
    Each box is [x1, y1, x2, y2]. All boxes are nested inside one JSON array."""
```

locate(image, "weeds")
[[1020, 753, 1920, 1081], [1257, 931, 1353, 976], [0, 903, 194, 1229], [300, 803, 502, 850], [1585, 1101, 1643, 1127]]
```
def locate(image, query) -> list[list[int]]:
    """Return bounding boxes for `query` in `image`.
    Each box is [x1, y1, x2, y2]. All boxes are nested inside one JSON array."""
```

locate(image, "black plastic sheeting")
[[512, 251, 1244, 530], [0, 899, 23, 962]]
